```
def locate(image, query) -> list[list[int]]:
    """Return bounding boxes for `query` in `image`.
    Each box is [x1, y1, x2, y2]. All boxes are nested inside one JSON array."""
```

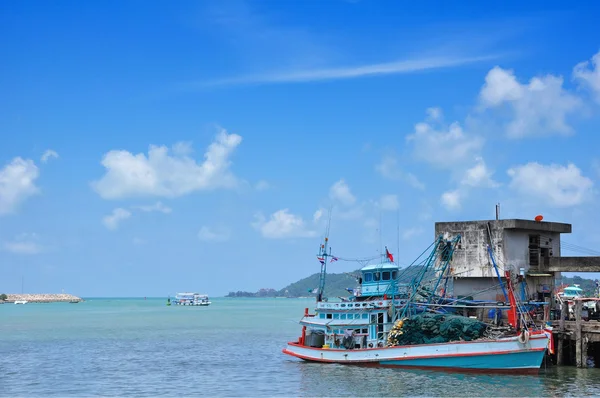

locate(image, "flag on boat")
[[310, 288, 318, 294], [330, 257, 338, 263], [317, 257, 325, 265], [385, 246, 394, 263], [543, 323, 555, 355]]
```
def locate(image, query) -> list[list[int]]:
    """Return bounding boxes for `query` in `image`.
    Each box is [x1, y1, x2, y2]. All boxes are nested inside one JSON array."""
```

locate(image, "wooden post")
[[557, 301, 568, 365], [476, 308, 484, 321], [575, 300, 583, 368], [582, 336, 588, 368], [544, 297, 550, 323]]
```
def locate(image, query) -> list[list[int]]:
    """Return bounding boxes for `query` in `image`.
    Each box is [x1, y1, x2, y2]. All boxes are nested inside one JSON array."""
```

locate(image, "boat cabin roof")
[[361, 262, 399, 272]]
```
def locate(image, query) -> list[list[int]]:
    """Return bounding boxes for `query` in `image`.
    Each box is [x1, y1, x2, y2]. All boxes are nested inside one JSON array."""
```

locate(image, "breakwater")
[[2, 293, 83, 303]]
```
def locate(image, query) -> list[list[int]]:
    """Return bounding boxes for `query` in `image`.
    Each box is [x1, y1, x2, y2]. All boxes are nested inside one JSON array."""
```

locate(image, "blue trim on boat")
[[379, 349, 545, 369]]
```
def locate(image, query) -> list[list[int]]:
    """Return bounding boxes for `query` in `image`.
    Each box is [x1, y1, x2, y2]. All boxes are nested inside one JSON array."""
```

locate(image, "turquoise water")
[[1, 298, 599, 397]]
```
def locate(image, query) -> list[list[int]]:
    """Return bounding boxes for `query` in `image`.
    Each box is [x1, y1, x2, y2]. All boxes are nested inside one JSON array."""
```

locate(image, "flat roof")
[[361, 263, 399, 271], [435, 219, 572, 234]]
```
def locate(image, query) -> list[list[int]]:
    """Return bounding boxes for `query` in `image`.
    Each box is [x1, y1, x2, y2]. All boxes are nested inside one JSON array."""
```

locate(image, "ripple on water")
[[1, 298, 599, 397]]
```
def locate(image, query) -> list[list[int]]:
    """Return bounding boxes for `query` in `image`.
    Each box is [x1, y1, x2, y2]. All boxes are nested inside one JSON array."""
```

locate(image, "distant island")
[[225, 271, 599, 299], [226, 270, 358, 298]]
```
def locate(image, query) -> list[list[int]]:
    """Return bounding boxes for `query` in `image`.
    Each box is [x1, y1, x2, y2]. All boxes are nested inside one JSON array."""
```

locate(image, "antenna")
[[397, 209, 400, 267], [496, 203, 500, 221], [379, 209, 383, 259]]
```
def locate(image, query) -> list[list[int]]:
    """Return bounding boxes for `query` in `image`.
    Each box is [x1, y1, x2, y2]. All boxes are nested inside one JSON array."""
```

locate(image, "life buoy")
[[378, 302, 383, 306], [518, 330, 530, 344]]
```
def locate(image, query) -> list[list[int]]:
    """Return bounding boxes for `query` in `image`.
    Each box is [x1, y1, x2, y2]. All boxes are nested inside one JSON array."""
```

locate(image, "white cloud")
[[440, 157, 499, 210], [252, 209, 317, 239], [329, 179, 356, 206], [406, 112, 484, 168], [103, 208, 132, 230], [461, 157, 499, 188], [507, 162, 593, 207], [402, 227, 424, 240], [313, 208, 324, 223], [91, 128, 242, 199], [479, 66, 581, 138], [375, 155, 425, 190], [41, 149, 59, 163], [441, 190, 462, 210], [255, 180, 270, 191], [378, 194, 399, 211], [573, 50, 600, 103], [198, 225, 231, 242], [133, 201, 172, 214], [0, 157, 40, 215], [1, 233, 43, 254], [426, 107, 443, 121], [171, 141, 193, 156], [201, 54, 497, 86]]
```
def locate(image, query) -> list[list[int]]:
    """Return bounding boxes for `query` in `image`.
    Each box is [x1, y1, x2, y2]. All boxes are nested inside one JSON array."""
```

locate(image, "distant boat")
[[14, 300, 28, 305], [172, 293, 211, 306]]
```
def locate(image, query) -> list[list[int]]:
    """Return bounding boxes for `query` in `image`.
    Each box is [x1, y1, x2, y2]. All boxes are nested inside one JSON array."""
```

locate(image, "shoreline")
[[1, 293, 83, 303]]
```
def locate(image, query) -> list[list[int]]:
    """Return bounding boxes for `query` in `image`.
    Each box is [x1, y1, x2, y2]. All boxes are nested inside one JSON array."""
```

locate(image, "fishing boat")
[[282, 234, 550, 373], [172, 293, 211, 306]]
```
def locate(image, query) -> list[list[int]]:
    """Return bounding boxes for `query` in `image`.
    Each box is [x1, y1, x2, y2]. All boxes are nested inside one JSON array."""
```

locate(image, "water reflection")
[[292, 359, 600, 397]]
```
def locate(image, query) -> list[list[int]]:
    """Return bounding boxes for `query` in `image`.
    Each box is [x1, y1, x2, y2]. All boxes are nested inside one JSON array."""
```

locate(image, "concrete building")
[[434, 218, 600, 302]]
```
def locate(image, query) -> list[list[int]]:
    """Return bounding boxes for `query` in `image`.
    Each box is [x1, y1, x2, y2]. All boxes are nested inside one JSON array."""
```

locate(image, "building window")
[[529, 234, 540, 267]]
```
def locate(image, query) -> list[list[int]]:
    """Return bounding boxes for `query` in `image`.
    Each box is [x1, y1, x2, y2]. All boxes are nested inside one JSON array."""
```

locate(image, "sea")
[[1, 298, 599, 397]]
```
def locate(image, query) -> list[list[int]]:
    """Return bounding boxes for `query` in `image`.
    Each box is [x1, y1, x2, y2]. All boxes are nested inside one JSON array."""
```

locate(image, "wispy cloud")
[[190, 54, 500, 88]]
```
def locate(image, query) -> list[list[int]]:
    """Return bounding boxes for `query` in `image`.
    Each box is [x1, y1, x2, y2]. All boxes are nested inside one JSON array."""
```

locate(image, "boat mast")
[[316, 208, 333, 303]]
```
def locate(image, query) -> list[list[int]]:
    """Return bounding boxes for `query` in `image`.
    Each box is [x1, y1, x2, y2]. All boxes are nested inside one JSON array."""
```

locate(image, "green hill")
[[225, 270, 359, 298], [278, 270, 359, 298]]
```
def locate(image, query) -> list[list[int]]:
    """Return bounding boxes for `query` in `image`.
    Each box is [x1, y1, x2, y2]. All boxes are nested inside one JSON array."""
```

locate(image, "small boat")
[[172, 293, 211, 306], [14, 300, 28, 304], [283, 233, 550, 373]]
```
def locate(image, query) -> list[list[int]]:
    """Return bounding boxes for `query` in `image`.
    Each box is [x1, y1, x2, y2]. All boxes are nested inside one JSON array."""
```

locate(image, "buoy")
[[534, 215, 543, 222]]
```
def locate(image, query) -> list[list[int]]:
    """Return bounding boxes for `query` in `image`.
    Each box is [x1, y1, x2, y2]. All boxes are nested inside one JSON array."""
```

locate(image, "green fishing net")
[[387, 313, 489, 346]]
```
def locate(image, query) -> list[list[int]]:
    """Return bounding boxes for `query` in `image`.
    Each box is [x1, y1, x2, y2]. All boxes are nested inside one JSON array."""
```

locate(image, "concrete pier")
[[551, 299, 600, 368]]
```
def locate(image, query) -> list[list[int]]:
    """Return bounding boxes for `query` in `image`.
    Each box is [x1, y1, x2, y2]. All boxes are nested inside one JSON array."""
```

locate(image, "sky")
[[1, 0, 600, 297]]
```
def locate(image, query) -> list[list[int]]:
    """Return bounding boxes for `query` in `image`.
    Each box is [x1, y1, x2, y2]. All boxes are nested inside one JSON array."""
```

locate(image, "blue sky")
[[1, 0, 600, 297]]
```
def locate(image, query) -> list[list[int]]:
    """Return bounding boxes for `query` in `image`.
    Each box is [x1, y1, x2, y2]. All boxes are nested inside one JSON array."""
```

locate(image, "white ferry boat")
[[172, 293, 211, 306]]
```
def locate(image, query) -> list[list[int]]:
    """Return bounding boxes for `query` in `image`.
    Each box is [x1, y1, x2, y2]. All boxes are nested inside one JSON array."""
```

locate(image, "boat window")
[[319, 313, 325, 319], [340, 314, 346, 319], [355, 314, 360, 319], [373, 272, 380, 281], [382, 271, 390, 281], [362, 313, 368, 319], [392, 270, 398, 279], [326, 313, 332, 319], [333, 314, 340, 319], [362, 328, 368, 334], [364, 272, 373, 282]]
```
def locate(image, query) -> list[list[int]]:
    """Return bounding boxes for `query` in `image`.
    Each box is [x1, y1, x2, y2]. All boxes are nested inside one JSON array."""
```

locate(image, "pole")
[[575, 299, 583, 367]]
